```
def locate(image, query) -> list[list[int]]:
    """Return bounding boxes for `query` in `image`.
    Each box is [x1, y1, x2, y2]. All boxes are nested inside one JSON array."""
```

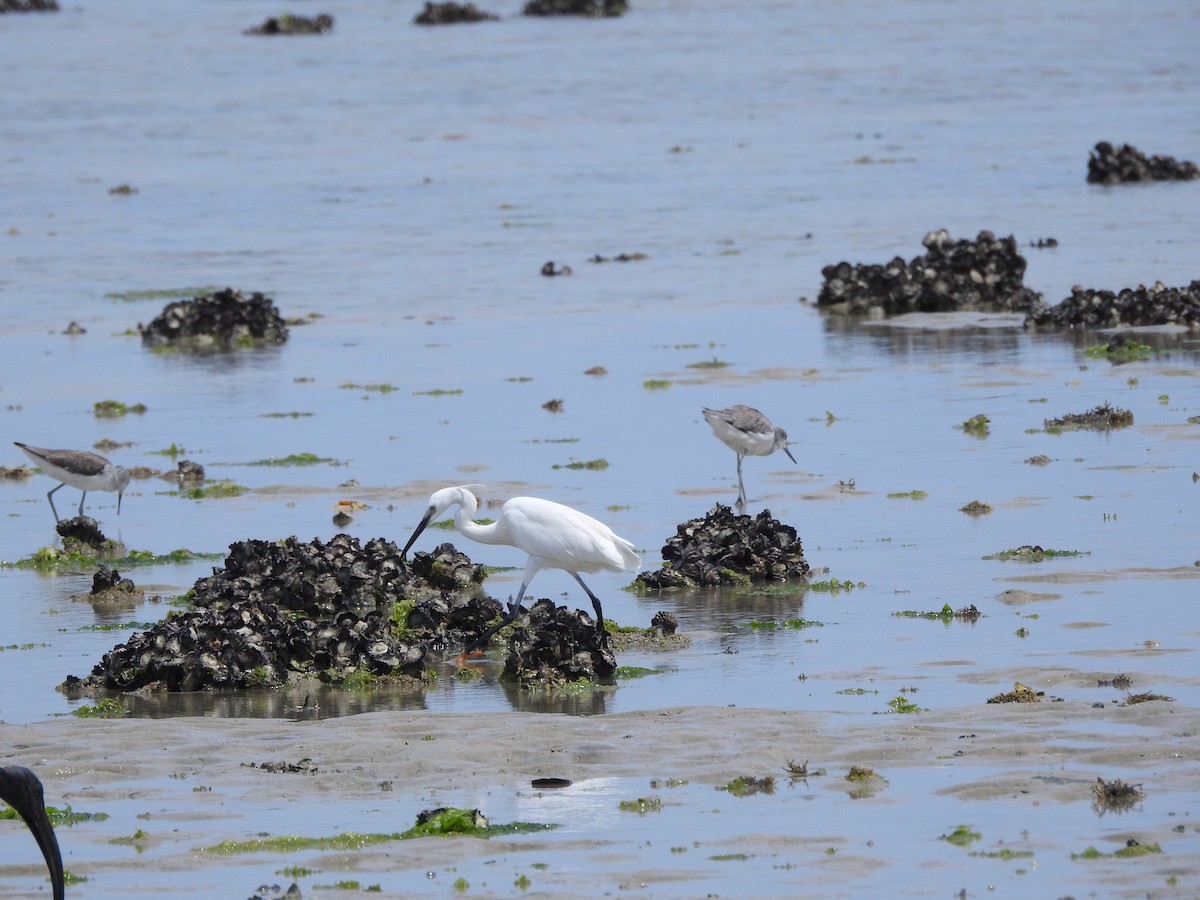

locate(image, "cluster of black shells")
[[68, 535, 485, 693], [139, 288, 289, 349], [523, 0, 627, 16], [1086, 142, 1199, 185], [504, 599, 616, 684], [1025, 281, 1200, 331], [414, 2, 498, 24], [635, 505, 810, 589], [0, 0, 57, 11], [817, 230, 1043, 317], [244, 14, 334, 35]]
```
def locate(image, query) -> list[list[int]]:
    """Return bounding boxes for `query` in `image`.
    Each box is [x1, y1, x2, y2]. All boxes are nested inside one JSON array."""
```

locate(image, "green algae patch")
[[619, 797, 662, 814], [614, 666, 660, 679], [552, 459, 609, 471], [643, 379, 672, 390], [2, 546, 212, 571], [1072, 842, 1162, 860], [885, 695, 926, 714], [893, 604, 980, 623], [413, 388, 463, 396], [184, 480, 248, 499], [1084, 338, 1153, 362], [941, 825, 981, 848], [956, 414, 990, 437], [887, 489, 928, 500], [71, 698, 127, 719], [983, 546, 1089, 561], [245, 453, 335, 467], [261, 411, 315, 419], [805, 578, 862, 593], [106, 286, 223, 302], [340, 382, 399, 394], [94, 399, 147, 418], [686, 358, 731, 370], [0, 804, 109, 826], [720, 776, 775, 797], [742, 617, 824, 631]]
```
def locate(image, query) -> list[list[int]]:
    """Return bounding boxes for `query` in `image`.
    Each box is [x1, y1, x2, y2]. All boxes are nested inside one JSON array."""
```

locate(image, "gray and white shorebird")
[[0, 766, 65, 900], [14, 441, 131, 523], [702, 405, 796, 506]]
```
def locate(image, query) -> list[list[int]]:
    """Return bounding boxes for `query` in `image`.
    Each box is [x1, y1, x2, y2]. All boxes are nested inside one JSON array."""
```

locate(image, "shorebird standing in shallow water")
[[401, 485, 640, 649], [14, 442, 131, 523], [0, 766, 65, 900], [702, 405, 796, 507]]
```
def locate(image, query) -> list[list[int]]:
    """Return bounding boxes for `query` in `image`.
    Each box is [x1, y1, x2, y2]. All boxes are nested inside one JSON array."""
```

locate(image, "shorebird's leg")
[[77, 490, 87, 517], [46, 484, 63, 523], [736, 453, 747, 507]]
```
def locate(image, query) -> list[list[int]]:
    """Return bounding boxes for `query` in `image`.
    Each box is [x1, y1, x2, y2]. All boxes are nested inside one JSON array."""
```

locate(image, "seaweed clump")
[[64, 535, 488, 693], [244, 14, 334, 35], [1044, 403, 1133, 431], [817, 229, 1043, 317], [139, 288, 289, 349], [1086, 141, 1199, 184], [635, 504, 810, 589]]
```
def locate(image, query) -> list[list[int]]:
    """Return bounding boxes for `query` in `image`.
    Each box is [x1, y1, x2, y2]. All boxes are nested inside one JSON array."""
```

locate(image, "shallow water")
[[2, 0, 1199, 896]]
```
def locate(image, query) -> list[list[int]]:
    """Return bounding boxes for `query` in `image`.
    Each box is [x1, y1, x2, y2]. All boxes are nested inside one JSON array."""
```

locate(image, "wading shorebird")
[[702, 405, 796, 506], [14, 442, 131, 523], [0, 766, 65, 900], [401, 485, 640, 649]]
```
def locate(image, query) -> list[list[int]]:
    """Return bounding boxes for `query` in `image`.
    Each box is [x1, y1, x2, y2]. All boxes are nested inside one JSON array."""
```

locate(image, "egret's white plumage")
[[14, 442, 131, 523], [401, 485, 640, 645], [0, 766, 65, 900], [702, 405, 796, 506]]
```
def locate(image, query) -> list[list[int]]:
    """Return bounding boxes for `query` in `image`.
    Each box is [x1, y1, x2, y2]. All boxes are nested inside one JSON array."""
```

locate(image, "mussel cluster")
[[503, 598, 616, 684], [68, 535, 485, 692], [817, 230, 1043, 317], [139, 288, 289, 349], [244, 14, 334, 35], [414, 2, 498, 24], [522, 0, 627, 16], [0, 0, 58, 10], [1025, 281, 1200, 330], [635, 505, 810, 589], [1044, 402, 1133, 431], [1086, 141, 1199, 184]]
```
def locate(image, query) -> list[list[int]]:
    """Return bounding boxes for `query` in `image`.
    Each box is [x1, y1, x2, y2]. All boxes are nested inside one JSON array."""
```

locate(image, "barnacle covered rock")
[[1086, 141, 1199, 184], [635, 505, 810, 589], [139, 288, 288, 349], [1025, 281, 1200, 330], [503, 598, 616, 684], [414, 2, 498, 23], [817, 230, 1043, 317]]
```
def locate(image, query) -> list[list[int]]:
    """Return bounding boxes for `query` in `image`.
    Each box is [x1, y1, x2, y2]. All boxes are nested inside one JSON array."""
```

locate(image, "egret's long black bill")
[[400, 510, 435, 561], [0, 766, 66, 900]]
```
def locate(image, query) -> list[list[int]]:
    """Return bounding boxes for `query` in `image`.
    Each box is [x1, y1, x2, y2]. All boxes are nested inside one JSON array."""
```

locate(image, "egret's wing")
[[502, 498, 639, 574]]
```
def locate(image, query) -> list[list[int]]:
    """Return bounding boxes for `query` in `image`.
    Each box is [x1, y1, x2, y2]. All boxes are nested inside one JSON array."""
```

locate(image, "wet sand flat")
[[4, 699, 1198, 897]]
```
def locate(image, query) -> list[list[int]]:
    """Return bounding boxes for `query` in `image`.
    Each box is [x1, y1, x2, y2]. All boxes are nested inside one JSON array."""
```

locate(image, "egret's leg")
[[46, 483, 63, 524], [464, 557, 543, 653], [571, 573, 609, 645]]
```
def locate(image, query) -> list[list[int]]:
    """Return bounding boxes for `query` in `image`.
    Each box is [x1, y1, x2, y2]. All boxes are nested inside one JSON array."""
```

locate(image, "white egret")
[[14, 442, 131, 523], [400, 485, 640, 648], [702, 405, 796, 506], [0, 766, 65, 900]]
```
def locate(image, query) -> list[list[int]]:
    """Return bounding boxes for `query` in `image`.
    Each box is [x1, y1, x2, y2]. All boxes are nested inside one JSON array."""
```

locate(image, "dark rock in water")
[[650, 610, 677, 635], [0, 0, 58, 11], [523, 0, 626, 16], [414, 2, 499, 24], [406, 592, 504, 648], [503, 598, 616, 684], [57, 516, 108, 548], [139, 288, 289, 349], [817, 229, 1043, 317], [1086, 141, 1199, 184], [636, 505, 810, 589], [244, 13, 334, 35], [1025, 281, 1200, 330], [176, 459, 205, 482], [1044, 402, 1133, 431], [68, 535, 487, 693], [91, 566, 134, 595], [248, 884, 303, 900]]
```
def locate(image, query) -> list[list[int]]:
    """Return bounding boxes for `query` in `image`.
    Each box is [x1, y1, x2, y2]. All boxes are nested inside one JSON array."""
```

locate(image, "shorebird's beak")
[[400, 508, 435, 562], [0, 768, 65, 900], [783, 445, 797, 465]]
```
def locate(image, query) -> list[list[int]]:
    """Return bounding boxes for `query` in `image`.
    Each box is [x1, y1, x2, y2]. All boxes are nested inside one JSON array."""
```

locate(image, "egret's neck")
[[455, 503, 502, 545]]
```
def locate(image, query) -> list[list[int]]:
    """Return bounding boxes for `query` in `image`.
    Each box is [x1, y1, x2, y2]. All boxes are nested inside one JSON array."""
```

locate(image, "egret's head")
[[401, 485, 486, 560]]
